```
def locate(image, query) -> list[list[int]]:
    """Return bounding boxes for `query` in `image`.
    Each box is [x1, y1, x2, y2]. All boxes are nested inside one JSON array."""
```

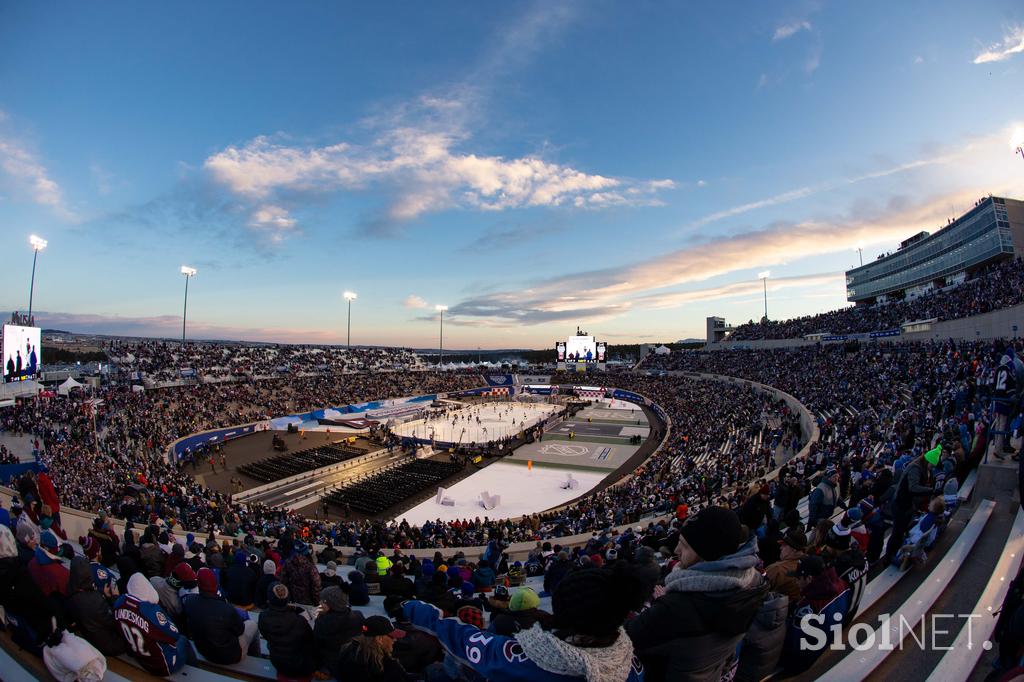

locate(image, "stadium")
[[3, 5, 1024, 682]]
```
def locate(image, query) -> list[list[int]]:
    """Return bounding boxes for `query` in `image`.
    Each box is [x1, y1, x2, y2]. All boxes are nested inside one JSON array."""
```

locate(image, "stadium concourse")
[[0, 314, 1023, 680]]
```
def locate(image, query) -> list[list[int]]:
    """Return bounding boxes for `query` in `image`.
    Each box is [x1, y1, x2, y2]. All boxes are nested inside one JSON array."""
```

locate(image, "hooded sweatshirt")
[[626, 536, 767, 682], [66, 557, 128, 656]]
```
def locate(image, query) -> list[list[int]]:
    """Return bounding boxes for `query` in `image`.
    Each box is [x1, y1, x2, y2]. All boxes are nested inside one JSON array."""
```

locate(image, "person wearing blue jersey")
[[402, 566, 644, 682], [992, 346, 1024, 459], [114, 572, 191, 677]]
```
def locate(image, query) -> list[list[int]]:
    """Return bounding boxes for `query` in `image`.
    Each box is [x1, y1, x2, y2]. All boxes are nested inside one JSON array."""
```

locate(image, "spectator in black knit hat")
[[626, 506, 771, 682]]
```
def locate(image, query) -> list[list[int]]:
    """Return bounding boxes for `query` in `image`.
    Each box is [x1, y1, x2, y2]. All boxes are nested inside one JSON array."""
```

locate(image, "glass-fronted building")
[[845, 196, 1024, 304]]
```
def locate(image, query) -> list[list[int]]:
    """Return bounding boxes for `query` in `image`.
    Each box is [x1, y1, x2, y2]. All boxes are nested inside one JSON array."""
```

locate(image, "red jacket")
[[37, 472, 61, 515], [28, 548, 70, 598]]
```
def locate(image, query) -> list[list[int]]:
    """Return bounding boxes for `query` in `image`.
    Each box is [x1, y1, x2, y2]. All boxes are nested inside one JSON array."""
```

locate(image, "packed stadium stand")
[[725, 197, 1024, 341], [730, 256, 1024, 340], [2, 278, 1024, 680]]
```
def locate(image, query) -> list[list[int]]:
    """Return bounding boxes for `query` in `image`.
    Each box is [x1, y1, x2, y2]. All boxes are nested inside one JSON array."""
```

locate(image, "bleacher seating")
[[238, 444, 366, 483], [323, 458, 463, 515]]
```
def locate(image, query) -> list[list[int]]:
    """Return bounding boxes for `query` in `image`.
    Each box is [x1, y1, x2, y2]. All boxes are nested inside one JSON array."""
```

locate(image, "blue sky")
[[1, 1, 1023, 348]]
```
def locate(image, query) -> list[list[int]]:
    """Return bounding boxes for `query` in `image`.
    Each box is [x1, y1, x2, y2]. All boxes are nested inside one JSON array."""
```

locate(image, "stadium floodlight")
[[758, 271, 770, 321], [180, 265, 197, 342], [435, 305, 448, 366], [343, 291, 357, 348], [27, 235, 48, 323]]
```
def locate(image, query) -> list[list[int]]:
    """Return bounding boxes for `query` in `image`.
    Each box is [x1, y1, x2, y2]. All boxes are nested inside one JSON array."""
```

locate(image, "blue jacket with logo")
[[403, 600, 643, 682]]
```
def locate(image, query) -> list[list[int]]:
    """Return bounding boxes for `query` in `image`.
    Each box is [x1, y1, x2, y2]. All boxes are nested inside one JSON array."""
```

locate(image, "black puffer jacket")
[[258, 604, 316, 678], [627, 538, 768, 682], [181, 592, 244, 664], [222, 561, 257, 606], [313, 608, 364, 671], [65, 558, 128, 656]]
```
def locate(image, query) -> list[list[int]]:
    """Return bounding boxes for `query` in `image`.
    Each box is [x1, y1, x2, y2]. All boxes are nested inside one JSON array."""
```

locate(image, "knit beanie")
[[263, 559, 277, 575], [680, 506, 746, 561], [321, 585, 348, 611], [173, 562, 197, 589], [269, 582, 289, 607], [197, 567, 219, 595], [509, 587, 540, 612], [924, 445, 941, 466], [551, 568, 630, 637]]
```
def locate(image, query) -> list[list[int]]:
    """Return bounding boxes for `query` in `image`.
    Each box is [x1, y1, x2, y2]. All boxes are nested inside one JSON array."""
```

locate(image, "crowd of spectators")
[[3, 334, 1023, 679], [730, 256, 1024, 340], [106, 341, 428, 385], [1, 362, 797, 554]]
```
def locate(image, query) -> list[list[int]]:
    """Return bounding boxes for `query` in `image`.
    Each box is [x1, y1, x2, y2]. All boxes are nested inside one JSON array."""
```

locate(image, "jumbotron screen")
[[562, 335, 599, 363], [3, 325, 42, 383]]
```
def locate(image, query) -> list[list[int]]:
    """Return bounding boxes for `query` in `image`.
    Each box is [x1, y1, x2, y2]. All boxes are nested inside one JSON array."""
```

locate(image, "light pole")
[[435, 305, 448, 366], [180, 266, 197, 342], [28, 235, 47, 323], [758, 270, 770, 321], [856, 246, 864, 266], [344, 291, 357, 348]]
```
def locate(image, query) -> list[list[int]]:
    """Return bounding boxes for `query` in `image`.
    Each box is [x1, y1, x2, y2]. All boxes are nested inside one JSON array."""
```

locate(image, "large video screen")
[[3, 325, 42, 383], [565, 335, 597, 363]]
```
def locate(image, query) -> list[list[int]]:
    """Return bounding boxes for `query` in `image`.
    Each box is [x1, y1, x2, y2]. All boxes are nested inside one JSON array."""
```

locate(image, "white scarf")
[[516, 624, 635, 682]]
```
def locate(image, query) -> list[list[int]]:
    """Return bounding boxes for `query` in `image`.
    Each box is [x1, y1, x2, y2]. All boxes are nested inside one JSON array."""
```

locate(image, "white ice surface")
[[392, 402, 560, 444], [394, 461, 605, 524]]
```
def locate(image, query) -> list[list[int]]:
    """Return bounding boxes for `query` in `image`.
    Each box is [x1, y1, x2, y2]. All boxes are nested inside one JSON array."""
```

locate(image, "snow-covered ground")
[[392, 401, 560, 444], [395, 460, 605, 524]]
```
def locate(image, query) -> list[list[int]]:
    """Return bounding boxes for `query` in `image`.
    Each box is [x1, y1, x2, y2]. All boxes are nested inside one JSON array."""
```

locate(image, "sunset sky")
[[1, 1, 1023, 348]]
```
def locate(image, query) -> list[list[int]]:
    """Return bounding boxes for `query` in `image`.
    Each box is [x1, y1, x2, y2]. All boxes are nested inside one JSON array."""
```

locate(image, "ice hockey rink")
[[395, 460, 605, 524], [391, 401, 560, 443]]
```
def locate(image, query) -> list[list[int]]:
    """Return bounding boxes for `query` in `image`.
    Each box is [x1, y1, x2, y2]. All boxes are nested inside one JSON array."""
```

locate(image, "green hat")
[[924, 445, 941, 466], [509, 587, 540, 612]]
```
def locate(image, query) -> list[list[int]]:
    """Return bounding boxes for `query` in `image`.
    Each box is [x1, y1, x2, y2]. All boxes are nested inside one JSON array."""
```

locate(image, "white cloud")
[[403, 295, 429, 309], [206, 131, 671, 228], [250, 204, 296, 229], [436, 121, 1024, 328], [248, 204, 299, 242], [696, 179, 708, 187], [773, 21, 811, 41], [0, 135, 74, 219], [202, 5, 672, 234], [633, 272, 845, 309], [974, 26, 1024, 64], [914, 55, 925, 64], [685, 144, 972, 230], [445, 188, 994, 326]]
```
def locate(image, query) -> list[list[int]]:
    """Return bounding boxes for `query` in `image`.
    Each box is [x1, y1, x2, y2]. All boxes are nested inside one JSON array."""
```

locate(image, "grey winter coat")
[[736, 591, 788, 682]]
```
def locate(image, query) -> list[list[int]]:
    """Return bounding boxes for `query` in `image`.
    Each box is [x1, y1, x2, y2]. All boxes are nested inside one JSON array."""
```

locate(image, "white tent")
[[654, 345, 671, 355], [57, 377, 84, 396]]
